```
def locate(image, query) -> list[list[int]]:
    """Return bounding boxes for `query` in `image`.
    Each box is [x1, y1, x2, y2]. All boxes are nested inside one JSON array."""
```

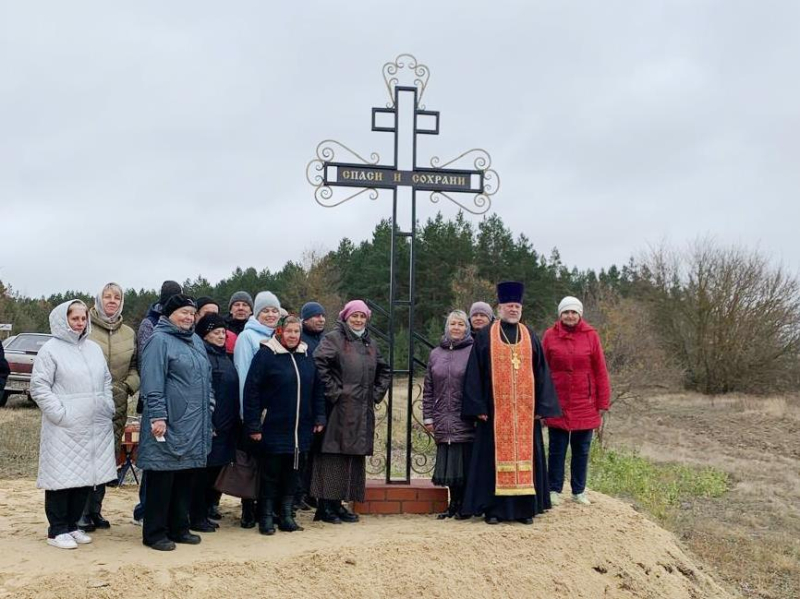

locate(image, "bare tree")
[[584, 288, 680, 444], [281, 249, 343, 325], [642, 238, 800, 394], [451, 264, 496, 314]]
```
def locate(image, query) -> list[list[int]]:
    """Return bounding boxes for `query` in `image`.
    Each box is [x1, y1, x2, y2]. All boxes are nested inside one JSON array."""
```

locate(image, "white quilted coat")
[[30, 301, 117, 490]]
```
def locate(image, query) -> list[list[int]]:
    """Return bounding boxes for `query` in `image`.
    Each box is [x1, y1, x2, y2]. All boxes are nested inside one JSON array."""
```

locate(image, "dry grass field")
[[606, 393, 800, 599]]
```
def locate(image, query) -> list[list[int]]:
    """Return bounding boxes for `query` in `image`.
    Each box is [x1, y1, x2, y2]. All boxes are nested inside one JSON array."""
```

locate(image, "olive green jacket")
[[89, 308, 140, 448]]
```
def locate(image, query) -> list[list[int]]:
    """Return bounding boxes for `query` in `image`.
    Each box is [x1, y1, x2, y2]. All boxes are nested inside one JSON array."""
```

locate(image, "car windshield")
[[5, 335, 51, 353]]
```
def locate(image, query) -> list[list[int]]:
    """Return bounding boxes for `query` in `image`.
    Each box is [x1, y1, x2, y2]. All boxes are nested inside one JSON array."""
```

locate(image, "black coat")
[[243, 337, 326, 455], [225, 315, 248, 336], [204, 341, 241, 466], [301, 326, 324, 357], [313, 321, 392, 456], [461, 321, 561, 520]]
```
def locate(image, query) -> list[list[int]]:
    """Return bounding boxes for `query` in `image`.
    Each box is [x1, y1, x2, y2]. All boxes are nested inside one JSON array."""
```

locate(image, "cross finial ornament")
[[306, 53, 500, 215]]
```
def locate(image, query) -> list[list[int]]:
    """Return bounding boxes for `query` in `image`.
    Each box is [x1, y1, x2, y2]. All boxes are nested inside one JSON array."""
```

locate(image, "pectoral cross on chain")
[[511, 352, 521, 371]]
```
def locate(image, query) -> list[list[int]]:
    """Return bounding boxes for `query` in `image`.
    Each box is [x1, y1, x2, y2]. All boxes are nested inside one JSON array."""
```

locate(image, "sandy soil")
[[0, 479, 731, 599]]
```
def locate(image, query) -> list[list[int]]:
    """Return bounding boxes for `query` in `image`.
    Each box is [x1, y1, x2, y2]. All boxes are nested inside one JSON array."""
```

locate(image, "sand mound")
[[0, 479, 732, 599]]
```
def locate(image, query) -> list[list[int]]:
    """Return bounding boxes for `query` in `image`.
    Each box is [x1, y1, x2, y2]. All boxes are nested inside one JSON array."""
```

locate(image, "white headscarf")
[[94, 282, 124, 325]]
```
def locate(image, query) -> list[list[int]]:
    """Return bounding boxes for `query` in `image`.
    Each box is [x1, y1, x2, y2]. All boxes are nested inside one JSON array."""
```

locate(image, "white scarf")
[[94, 283, 124, 325]]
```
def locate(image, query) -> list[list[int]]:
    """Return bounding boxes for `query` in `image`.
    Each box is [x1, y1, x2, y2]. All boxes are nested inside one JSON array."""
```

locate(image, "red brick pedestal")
[[354, 479, 449, 515]]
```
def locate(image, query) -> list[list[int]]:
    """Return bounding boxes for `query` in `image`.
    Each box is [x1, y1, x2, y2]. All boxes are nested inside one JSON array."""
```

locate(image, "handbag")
[[213, 449, 260, 499]]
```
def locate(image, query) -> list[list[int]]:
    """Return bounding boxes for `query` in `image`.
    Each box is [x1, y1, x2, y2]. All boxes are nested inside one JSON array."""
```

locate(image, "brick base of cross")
[[354, 479, 449, 514]]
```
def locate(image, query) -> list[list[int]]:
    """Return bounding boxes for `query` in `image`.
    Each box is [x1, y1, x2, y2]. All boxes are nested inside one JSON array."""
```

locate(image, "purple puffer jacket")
[[422, 336, 475, 445]]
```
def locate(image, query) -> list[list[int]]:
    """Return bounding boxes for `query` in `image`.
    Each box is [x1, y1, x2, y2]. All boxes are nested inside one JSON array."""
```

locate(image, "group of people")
[[28, 277, 610, 551], [423, 284, 611, 525]]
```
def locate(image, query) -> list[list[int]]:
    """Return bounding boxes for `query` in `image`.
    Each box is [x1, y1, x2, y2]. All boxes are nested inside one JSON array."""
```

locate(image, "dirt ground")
[[0, 479, 730, 599], [605, 393, 800, 599], [2, 391, 797, 598]]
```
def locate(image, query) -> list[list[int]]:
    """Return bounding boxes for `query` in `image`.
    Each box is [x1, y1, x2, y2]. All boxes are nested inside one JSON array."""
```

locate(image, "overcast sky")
[[1, 1, 798, 298]]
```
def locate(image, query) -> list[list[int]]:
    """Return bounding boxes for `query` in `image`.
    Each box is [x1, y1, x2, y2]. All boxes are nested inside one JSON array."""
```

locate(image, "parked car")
[[1, 333, 53, 407]]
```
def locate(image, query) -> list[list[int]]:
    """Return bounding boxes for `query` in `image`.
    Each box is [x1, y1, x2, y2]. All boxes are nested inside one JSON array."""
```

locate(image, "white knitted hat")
[[254, 291, 281, 317], [557, 296, 583, 317]]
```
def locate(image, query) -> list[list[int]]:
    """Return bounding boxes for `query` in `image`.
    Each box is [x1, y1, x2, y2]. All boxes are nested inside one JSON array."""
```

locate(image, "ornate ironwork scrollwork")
[[366, 398, 390, 476], [426, 148, 499, 215], [382, 53, 430, 109], [430, 190, 491, 215], [429, 148, 491, 171], [306, 139, 383, 209], [315, 139, 380, 165], [409, 382, 437, 476], [314, 186, 380, 209], [483, 168, 500, 195]]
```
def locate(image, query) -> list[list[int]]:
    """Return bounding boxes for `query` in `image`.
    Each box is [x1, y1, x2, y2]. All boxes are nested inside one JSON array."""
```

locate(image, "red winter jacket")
[[543, 320, 611, 431], [225, 330, 238, 356]]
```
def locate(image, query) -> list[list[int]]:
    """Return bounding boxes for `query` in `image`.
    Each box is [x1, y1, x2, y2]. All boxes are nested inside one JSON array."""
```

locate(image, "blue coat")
[[204, 341, 241, 467], [233, 316, 275, 412], [137, 317, 213, 471], [242, 337, 326, 455]]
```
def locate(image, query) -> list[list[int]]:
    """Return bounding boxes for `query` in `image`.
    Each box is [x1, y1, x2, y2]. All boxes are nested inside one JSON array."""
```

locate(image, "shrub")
[[642, 239, 800, 394]]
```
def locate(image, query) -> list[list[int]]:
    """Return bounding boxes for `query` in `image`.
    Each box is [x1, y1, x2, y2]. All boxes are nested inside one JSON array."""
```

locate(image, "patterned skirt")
[[432, 442, 472, 488], [310, 454, 366, 502]]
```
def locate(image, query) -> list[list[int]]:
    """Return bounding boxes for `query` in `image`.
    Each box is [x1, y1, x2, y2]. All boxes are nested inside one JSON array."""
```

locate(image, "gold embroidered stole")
[[489, 321, 536, 496]]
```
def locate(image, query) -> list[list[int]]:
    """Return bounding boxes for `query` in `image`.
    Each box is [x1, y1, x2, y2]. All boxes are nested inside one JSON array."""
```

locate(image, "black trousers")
[[207, 466, 222, 508], [45, 486, 91, 537], [188, 465, 223, 525], [81, 484, 106, 519], [259, 453, 304, 505], [142, 469, 196, 546], [548, 428, 593, 495], [133, 471, 147, 521]]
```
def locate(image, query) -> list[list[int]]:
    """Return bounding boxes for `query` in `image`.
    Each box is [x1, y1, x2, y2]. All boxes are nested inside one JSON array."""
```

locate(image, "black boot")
[[293, 486, 308, 512], [259, 499, 276, 536], [451, 487, 470, 520], [313, 499, 342, 524], [279, 497, 303, 532], [89, 513, 111, 529], [334, 501, 359, 523], [437, 488, 459, 520], [436, 499, 456, 520], [76, 516, 96, 532], [452, 498, 470, 520], [240, 499, 256, 529]]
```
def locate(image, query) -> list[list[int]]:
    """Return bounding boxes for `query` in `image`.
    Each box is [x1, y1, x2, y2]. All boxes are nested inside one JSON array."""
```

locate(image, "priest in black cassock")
[[461, 281, 561, 524]]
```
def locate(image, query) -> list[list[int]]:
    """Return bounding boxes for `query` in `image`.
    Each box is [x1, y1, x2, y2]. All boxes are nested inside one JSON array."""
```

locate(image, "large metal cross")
[[307, 54, 499, 483]]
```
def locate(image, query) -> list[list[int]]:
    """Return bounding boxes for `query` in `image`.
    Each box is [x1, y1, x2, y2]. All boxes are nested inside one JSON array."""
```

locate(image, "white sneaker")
[[549, 491, 562, 506], [47, 533, 78, 549], [573, 492, 591, 505], [69, 529, 93, 544]]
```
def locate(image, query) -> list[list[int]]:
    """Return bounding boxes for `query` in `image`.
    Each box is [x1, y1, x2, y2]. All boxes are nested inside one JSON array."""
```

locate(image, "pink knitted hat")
[[339, 299, 372, 322]]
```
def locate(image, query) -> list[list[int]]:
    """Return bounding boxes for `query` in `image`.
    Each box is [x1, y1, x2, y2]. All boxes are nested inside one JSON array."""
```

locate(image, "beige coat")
[[88, 307, 140, 451]]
